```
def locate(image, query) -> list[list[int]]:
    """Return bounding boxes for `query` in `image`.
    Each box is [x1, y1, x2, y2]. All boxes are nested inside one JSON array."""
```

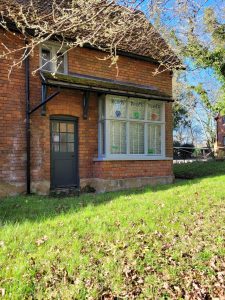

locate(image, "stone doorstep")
[[49, 187, 80, 197]]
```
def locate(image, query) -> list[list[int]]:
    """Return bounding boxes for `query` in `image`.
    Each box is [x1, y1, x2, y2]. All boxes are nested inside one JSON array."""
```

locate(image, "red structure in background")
[[215, 114, 225, 158]]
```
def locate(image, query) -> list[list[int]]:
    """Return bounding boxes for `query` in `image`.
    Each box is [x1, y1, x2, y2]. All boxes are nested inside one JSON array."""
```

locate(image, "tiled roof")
[[0, 0, 181, 67]]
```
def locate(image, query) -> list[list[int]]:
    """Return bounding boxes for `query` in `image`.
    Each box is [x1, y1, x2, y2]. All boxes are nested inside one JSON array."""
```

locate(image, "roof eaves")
[[41, 71, 173, 102]]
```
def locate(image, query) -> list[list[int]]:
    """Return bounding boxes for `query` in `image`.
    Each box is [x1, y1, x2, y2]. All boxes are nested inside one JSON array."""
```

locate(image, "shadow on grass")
[[0, 173, 223, 225], [0, 188, 148, 225]]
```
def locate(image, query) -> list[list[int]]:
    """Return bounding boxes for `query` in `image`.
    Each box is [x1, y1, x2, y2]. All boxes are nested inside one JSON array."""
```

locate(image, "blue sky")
[[137, 0, 224, 145], [138, 0, 224, 98]]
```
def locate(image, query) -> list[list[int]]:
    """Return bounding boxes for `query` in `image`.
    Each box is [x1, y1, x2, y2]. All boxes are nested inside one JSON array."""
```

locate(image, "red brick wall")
[[68, 47, 172, 96], [30, 90, 98, 183], [217, 116, 225, 147], [93, 160, 173, 179], [0, 30, 173, 195], [0, 31, 26, 194]]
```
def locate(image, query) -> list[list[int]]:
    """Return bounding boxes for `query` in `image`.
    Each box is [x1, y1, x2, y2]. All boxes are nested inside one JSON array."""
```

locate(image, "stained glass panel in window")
[[147, 103, 162, 121], [109, 98, 127, 119], [129, 100, 145, 120]]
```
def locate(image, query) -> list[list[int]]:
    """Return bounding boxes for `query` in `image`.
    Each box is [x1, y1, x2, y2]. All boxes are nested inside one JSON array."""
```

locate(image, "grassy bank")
[[0, 176, 224, 299], [173, 160, 225, 179]]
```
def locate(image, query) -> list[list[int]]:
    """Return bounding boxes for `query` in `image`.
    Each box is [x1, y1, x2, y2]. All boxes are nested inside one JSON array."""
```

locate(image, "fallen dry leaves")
[[3, 194, 223, 299], [35, 235, 48, 246]]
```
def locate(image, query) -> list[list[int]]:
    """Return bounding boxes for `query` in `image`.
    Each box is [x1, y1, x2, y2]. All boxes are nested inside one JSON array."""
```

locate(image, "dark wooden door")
[[50, 116, 78, 189]]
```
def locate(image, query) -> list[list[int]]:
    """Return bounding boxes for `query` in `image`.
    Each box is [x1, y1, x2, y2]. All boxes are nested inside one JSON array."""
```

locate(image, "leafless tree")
[[0, 0, 183, 76], [173, 73, 216, 149], [1, 0, 224, 75]]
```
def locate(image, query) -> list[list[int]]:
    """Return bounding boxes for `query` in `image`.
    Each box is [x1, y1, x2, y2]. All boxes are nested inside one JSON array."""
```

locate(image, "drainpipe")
[[25, 46, 31, 194]]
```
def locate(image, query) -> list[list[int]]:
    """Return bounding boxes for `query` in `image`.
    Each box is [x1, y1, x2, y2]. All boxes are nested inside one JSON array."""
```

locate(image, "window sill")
[[41, 70, 68, 75], [93, 156, 173, 161]]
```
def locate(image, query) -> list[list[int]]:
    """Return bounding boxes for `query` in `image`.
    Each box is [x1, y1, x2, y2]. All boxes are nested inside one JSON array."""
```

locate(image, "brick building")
[[215, 115, 225, 158], [0, 2, 178, 197]]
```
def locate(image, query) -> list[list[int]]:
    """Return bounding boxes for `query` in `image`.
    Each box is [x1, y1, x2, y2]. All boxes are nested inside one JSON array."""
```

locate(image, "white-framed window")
[[40, 43, 68, 74], [98, 95, 166, 160]]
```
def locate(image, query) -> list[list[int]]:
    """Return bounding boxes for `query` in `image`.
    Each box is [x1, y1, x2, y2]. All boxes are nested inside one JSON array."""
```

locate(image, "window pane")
[[60, 133, 67, 143], [110, 121, 126, 154], [130, 123, 144, 154], [41, 49, 51, 71], [53, 143, 59, 152], [60, 143, 67, 152], [129, 100, 145, 120], [68, 133, 74, 142], [67, 124, 74, 133], [148, 124, 161, 154], [53, 133, 60, 143], [52, 122, 59, 132], [57, 52, 65, 73], [109, 98, 127, 118], [68, 143, 74, 152], [60, 123, 67, 132], [147, 102, 162, 121]]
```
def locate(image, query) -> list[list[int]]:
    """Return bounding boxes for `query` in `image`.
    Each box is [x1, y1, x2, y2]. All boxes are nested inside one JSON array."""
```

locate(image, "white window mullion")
[[162, 102, 166, 156], [105, 120, 110, 156], [127, 100, 130, 154], [144, 102, 148, 155], [162, 102, 166, 122], [154, 125, 157, 153], [127, 121, 130, 154], [161, 123, 166, 157], [98, 97, 101, 157], [105, 96, 111, 156], [144, 123, 148, 155], [53, 47, 57, 73], [119, 123, 122, 153], [137, 124, 139, 153]]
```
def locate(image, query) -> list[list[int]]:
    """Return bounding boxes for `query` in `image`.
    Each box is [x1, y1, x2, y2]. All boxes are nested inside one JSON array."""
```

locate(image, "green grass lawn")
[[0, 176, 224, 299], [174, 159, 225, 179]]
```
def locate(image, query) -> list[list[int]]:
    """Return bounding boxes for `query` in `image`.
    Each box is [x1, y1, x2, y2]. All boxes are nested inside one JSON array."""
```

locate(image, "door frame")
[[50, 115, 79, 189]]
